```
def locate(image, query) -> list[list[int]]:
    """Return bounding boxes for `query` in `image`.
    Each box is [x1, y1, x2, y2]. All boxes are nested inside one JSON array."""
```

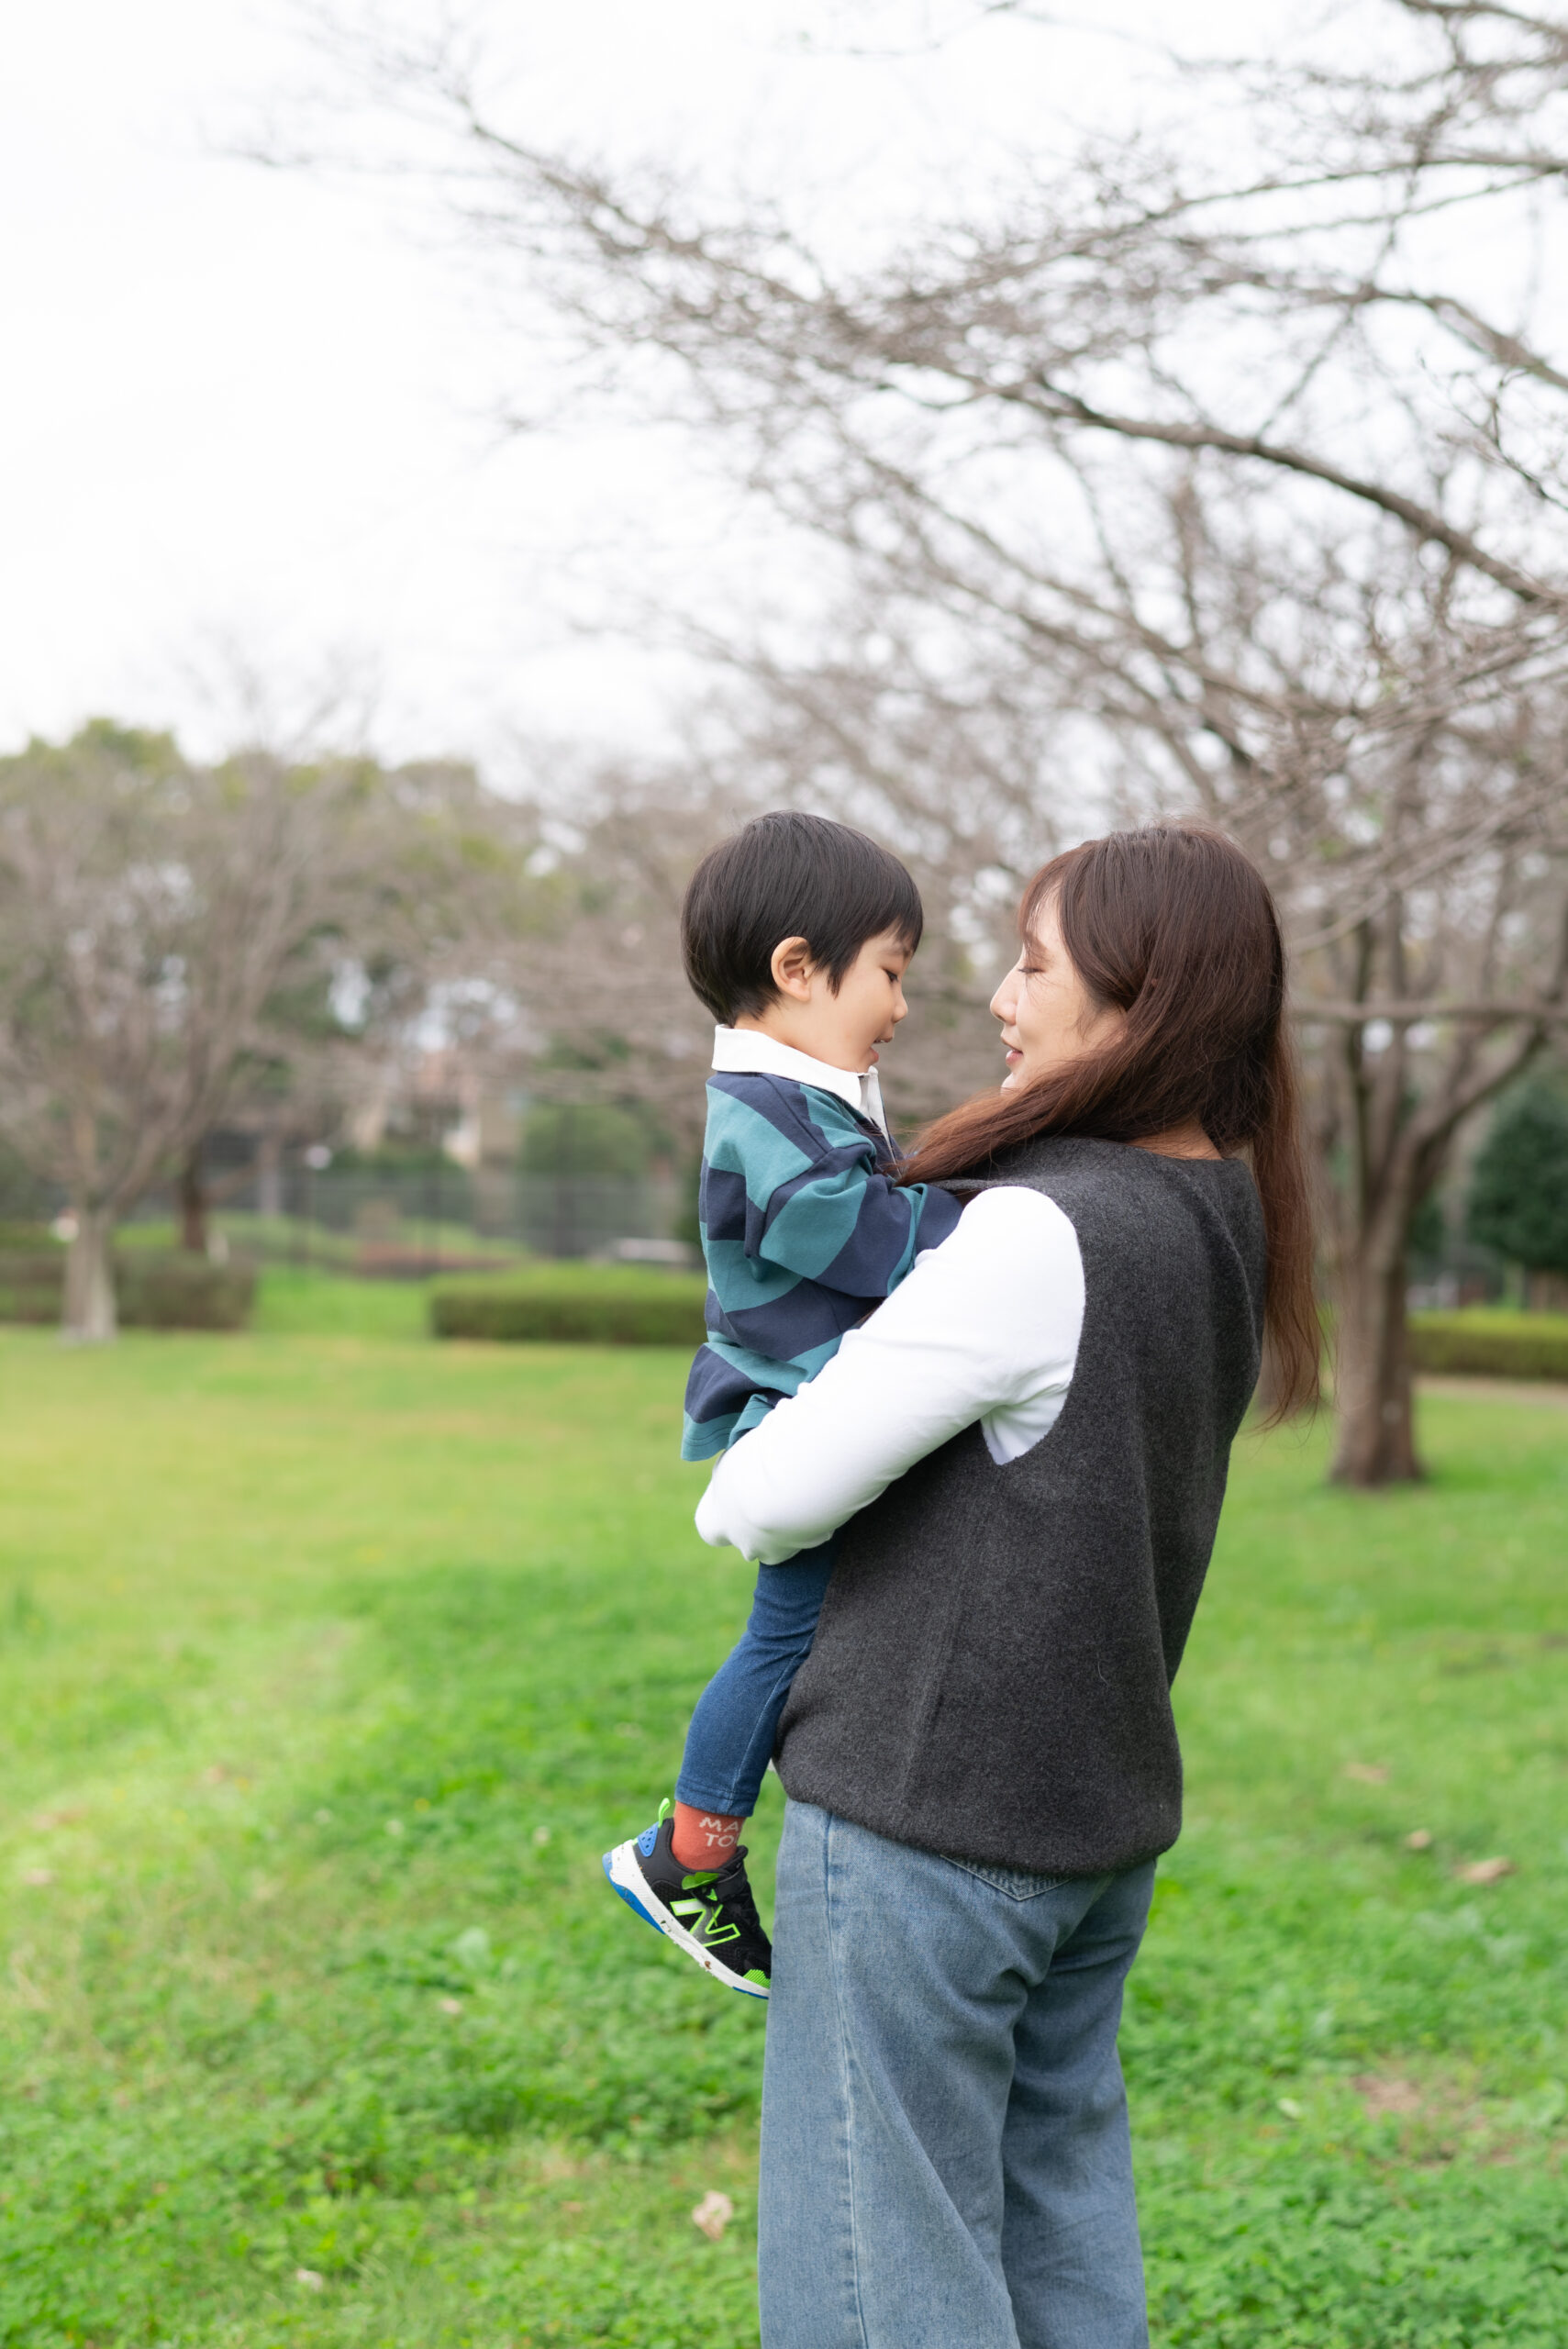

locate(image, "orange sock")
[[671, 1802, 746, 1871]]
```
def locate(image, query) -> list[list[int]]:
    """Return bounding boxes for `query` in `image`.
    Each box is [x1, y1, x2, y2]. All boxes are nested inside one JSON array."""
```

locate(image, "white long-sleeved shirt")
[[694, 1185, 1085, 1564]]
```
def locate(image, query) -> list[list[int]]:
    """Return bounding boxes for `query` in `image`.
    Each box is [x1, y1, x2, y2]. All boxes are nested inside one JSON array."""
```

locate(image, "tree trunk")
[[61, 1207, 117, 1343], [178, 1145, 208, 1253], [256, 1130, 284, 1220], [1329, 1246, 1422, 1485]]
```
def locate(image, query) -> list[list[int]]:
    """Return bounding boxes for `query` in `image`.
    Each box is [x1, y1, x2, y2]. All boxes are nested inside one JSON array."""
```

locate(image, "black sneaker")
[[603, 1802, 772, 1999]]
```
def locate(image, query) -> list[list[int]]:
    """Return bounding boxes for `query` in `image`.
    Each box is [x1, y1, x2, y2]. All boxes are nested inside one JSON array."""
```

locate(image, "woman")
[[695, 826, 1318, 2349]]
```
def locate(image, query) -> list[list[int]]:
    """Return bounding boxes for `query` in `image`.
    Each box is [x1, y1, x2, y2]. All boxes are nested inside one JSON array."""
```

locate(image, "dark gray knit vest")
[[774, 1136, 1266, 1877]]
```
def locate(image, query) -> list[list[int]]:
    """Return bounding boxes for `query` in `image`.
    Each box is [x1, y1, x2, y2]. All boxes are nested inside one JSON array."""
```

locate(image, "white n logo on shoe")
[[671, 1895, 740, 1945]]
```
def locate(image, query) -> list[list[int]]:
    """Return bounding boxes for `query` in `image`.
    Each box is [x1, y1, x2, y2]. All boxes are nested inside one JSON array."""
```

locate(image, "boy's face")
[[738, 925, 913, 1072]]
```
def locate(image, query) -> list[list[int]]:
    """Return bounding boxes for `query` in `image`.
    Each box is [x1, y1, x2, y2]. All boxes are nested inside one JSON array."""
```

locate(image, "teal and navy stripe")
[[681, 1073, 962, 1460]]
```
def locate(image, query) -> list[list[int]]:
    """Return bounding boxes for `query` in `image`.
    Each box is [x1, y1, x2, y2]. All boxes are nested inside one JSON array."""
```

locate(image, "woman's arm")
[[695, 1186, 1084, 1564]]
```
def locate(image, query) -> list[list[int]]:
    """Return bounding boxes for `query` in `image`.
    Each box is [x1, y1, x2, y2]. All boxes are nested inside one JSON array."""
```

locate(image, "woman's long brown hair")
[[902, 827, 1319, 1420]]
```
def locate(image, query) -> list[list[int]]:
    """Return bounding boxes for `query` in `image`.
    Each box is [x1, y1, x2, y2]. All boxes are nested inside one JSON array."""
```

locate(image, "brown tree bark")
[[1329, 1241, 1422, 1485], [1315, 986, 1562, 1482], [256, 1129, 284, 1220], [178, 1145, 209, 1254], [61, 1206, 117, 1343]]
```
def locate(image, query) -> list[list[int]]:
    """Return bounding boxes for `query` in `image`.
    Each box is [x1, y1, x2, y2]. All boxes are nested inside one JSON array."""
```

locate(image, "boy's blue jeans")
[[760, 1801, 1155, 2349], [673, 1540, 836, 1817]]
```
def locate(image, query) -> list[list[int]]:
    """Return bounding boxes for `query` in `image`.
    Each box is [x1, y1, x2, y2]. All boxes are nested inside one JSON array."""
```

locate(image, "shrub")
[[0, 1248, 257, 1330], [1410, 1308, 1568, 1382], [116, 1252, 258, 1330], [0, 1246, 66, 1323], [431, 1267, 707, 1346]]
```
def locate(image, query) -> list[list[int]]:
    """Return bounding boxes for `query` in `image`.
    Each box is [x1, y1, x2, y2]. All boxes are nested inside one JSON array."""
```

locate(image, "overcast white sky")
[[2, 0, 1276, 771]]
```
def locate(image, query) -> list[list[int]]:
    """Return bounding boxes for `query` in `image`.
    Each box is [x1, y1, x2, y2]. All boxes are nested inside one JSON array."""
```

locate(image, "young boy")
[[602, 811, 962, 1996]]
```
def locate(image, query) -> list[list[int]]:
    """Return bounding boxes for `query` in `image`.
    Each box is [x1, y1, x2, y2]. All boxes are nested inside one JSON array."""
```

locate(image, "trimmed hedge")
[[0, 1248, 66, 1324], [117, 1252, 257, 1330], [0, 1247, 257, 1330], [1410, 1308, 1568, 1383], [0, 1220, 55, 1250], [430, 1267, 707, 1346]]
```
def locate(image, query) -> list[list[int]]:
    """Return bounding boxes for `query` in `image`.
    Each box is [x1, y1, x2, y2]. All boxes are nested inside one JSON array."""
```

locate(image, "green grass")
[[0, 1337, 1564, 2347], [250, 1264, 436, 1341]]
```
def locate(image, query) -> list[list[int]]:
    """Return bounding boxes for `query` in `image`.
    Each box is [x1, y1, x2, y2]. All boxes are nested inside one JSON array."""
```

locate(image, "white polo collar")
[[711, 1024, 889, 1136]]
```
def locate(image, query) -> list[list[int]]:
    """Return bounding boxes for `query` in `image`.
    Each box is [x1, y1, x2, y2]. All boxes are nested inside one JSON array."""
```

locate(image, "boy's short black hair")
[[681, 811, 924, 1024]]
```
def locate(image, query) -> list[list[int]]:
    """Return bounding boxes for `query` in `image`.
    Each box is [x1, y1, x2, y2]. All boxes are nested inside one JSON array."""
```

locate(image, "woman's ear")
[[770, 935, 817, 1002]]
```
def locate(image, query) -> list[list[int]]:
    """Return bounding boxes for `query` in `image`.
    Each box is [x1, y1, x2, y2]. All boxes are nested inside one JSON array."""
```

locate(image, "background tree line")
[[0, 722, 537, 1336], [9, 2, 1568, 1480], [272, 0, 1568, 1486]]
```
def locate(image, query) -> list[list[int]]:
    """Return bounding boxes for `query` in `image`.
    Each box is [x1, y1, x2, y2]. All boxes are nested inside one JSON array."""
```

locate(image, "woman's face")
[[990, 893, 1127, 1093]]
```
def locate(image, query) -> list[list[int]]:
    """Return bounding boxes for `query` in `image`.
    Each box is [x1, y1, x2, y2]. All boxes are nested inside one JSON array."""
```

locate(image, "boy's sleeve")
[[751, 1088, 962, 1298], [906, 1178, 965, 1254]]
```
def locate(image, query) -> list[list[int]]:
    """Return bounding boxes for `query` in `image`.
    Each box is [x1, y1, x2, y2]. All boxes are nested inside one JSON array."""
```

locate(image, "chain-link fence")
[[117, 1163, 695, 1273]]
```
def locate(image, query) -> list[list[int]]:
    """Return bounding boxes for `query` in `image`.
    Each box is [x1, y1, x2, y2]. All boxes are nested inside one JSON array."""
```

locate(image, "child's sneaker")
[[603, 1803, 771, 1998]]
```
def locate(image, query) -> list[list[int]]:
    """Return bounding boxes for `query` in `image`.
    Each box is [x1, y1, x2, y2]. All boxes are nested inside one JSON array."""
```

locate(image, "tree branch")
[[1020, 385, 1559, 604]]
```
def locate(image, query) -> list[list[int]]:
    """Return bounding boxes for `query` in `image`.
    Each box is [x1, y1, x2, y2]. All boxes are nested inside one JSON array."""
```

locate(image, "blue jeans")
[[760, 1802, 1155, 2349], [673, 1542, 836, 1817]]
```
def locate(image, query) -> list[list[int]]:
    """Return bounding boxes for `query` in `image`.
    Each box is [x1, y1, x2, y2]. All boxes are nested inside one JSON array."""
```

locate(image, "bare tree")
[[1117, 519, 1568, 1482], [686, 509, 1568, 1486], [491, 744, 1027, 1157], [466, 772, 729, 1179], [0, 724, 517, 1338], [288, 0, 1568, 1479]]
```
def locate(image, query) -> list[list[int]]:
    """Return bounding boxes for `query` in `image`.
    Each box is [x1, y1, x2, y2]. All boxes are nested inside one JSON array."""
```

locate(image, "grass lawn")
[[249, 1266, 435, 1342], [0, 1310, 1564, 2348]]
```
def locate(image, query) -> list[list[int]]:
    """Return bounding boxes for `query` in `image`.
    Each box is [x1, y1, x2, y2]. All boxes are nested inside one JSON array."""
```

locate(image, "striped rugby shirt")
[[681, 1026, 964, 1461]]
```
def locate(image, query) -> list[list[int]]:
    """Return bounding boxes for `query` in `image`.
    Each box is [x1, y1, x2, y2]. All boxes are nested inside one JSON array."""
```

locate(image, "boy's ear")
[[770, 935, 816, 1002]]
